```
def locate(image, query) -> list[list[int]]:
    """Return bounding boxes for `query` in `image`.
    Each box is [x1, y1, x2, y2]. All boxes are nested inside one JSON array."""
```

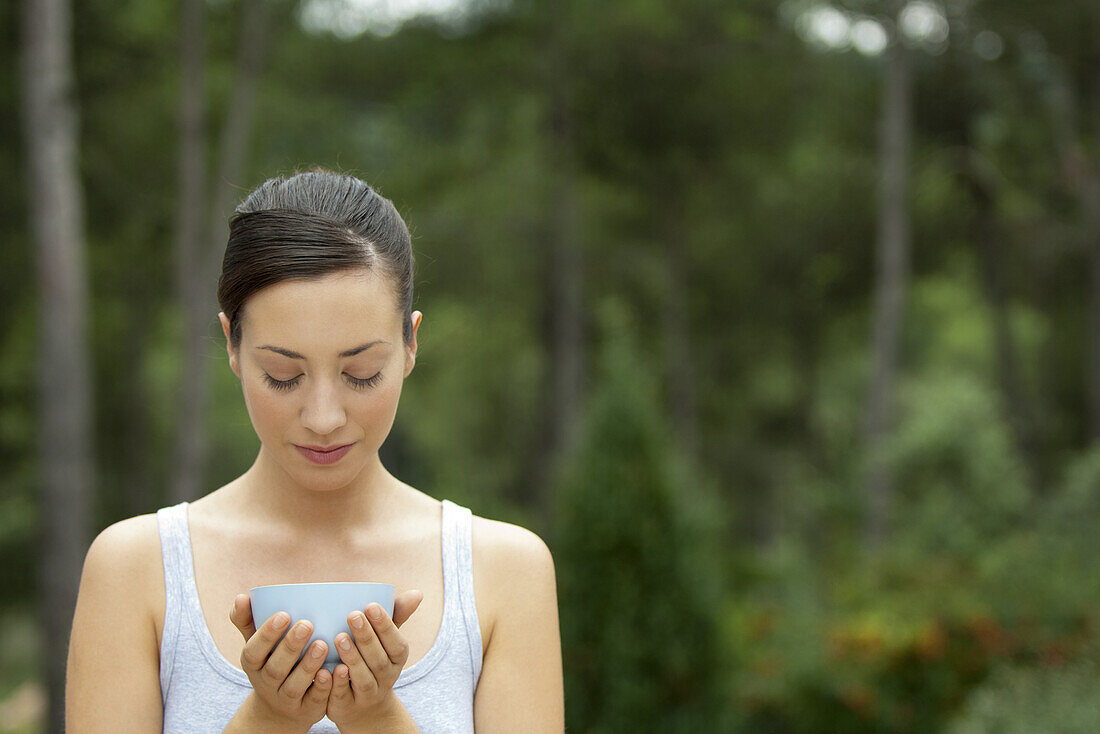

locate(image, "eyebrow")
[[255, 341, 389, 360]]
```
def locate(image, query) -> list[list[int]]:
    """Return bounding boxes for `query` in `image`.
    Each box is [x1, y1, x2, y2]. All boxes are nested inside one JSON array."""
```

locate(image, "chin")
[[292, 454, 368, 486]]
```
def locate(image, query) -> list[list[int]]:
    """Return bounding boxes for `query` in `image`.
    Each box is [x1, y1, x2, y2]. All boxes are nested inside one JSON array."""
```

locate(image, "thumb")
[[229, 593, 257, 641], [392, 589, 424, 628]]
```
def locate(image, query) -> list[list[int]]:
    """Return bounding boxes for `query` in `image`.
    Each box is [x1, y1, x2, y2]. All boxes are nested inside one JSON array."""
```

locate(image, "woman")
[[65, 170, 565, 733]]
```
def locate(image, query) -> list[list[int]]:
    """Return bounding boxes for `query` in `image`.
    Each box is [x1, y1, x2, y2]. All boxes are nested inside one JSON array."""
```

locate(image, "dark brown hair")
[[217, 169, 415, 350]]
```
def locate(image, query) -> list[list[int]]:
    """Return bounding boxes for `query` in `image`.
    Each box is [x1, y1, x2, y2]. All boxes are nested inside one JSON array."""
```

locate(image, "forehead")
[[241, 269, 399, 348]]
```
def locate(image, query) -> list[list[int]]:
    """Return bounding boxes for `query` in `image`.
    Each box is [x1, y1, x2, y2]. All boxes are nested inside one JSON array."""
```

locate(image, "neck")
[[234, 444, 399, 540]]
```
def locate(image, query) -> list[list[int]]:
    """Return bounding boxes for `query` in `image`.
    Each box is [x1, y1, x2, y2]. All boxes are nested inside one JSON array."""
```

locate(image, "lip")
[[294, 442, 354, 465], [298, 443, 353, 452]]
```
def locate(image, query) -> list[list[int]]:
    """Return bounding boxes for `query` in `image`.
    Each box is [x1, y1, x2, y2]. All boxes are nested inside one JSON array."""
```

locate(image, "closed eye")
[[262, 372, 383, 392]]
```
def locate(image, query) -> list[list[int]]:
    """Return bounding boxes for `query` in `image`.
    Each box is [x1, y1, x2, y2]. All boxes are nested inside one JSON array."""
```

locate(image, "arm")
[[473, 524, 565, 733], [65, 516, 164, 733]]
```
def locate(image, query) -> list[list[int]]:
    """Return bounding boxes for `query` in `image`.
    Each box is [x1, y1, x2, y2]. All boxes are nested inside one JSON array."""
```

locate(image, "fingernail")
[[368, 605, 383, 621], [339, 635, 351, 650], [311, 642, 324, 658], [274, 612, 290, 628], [351, 613, 365, 629], [295, 622, 310, 639]]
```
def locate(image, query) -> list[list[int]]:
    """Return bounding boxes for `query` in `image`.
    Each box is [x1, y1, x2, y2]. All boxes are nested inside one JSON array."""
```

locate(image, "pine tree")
[[553, 301, 725, 732]]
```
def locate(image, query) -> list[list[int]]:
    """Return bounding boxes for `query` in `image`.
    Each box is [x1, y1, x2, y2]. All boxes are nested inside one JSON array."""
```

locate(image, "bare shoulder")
[[67, 513, 164, 731], [90, 512, 160, 549], [84, 513, 162, 584], [469, 514, 557, 646], [469, 513, 565, 731], [471, 514, 555, 579], [81, 513, 164, 636]]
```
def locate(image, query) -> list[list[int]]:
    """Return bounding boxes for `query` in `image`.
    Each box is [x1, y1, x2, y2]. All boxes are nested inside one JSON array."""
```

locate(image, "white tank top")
[[156, 498, 483, 733]]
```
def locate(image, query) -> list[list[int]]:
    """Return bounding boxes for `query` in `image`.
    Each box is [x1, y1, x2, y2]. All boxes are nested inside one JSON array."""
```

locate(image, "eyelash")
[[262, 372, 383, 392]]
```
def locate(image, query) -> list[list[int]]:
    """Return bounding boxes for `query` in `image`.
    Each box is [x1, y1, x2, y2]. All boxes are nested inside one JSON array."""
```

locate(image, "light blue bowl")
[[250, 582, 395, 671]]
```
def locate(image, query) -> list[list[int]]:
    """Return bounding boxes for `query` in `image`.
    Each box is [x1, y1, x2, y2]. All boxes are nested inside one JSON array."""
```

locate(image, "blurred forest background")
[[5, 0, 1100, 731]]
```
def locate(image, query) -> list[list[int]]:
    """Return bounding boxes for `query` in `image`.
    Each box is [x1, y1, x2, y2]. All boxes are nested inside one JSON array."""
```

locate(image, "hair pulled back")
[[217, 169, 415, 351]]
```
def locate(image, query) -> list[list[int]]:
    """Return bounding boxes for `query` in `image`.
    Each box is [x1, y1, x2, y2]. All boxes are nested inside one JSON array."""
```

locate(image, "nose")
[[299, 377, 348, 436]]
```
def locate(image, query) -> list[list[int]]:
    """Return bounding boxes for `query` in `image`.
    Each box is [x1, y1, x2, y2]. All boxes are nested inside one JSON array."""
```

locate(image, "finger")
[[230, 594, 257, 641], [258, 619, 314, 689], [330, 663, 353, 705], [279, 639, 329, 700], [392, 590, 423, 629], [350, 610, 398, 674], [364, 605, 410, 666], [240, 611, 292, 673], [334, 630, 379, 698], [306, 665, 332, 711]]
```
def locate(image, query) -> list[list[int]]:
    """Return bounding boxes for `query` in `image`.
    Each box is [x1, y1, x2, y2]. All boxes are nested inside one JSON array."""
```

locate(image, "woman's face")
[[218, 268, 420, 491]]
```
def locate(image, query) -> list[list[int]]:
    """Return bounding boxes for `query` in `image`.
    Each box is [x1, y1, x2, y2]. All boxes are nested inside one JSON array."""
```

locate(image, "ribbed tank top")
[[156, 499, 483, 733]]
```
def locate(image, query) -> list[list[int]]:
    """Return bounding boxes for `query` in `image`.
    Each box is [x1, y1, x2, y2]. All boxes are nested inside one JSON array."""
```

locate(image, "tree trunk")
[[123, 370, 155, 515], [169, 0, 207, 504], [546, 95, 586, 487], [1088, 25, 1100, 442], [20, 0, 93, 730], [967, 154, 1040, 493], [864, 19, 912, 550], [1087, 176, 1100, 442], [1043, 20, 1100, 444], [205, 0, 270, 275], [528, 85, 585, 519], [661, 196, 699, 462], [172, 0, 270, 503], [514, 11, 586, 520], [121, 278, 158, 517]]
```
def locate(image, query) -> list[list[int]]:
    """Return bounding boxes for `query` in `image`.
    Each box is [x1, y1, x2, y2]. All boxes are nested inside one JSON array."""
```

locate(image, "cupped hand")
[[326, 589, 423, 727], [230, 594, 332, 730]]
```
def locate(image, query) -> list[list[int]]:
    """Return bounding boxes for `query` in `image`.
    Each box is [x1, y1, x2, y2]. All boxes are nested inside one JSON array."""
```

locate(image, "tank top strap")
[[440, 499, 483, 683], [155, 501, 191, 701]]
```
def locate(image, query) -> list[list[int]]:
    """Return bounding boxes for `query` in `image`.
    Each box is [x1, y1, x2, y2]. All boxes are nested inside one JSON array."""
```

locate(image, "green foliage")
[[885, 371, 1028, 564], [947, 657, 1100, 734], [721, 269, 1088, 734], [553, 301, 728, 732], [981, 447, 1100, 623]]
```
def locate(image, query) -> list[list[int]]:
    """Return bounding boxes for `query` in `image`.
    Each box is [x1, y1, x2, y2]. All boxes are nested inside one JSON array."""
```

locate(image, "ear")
[[218, 312, 241, 379], [403, 311, 421, 378]]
